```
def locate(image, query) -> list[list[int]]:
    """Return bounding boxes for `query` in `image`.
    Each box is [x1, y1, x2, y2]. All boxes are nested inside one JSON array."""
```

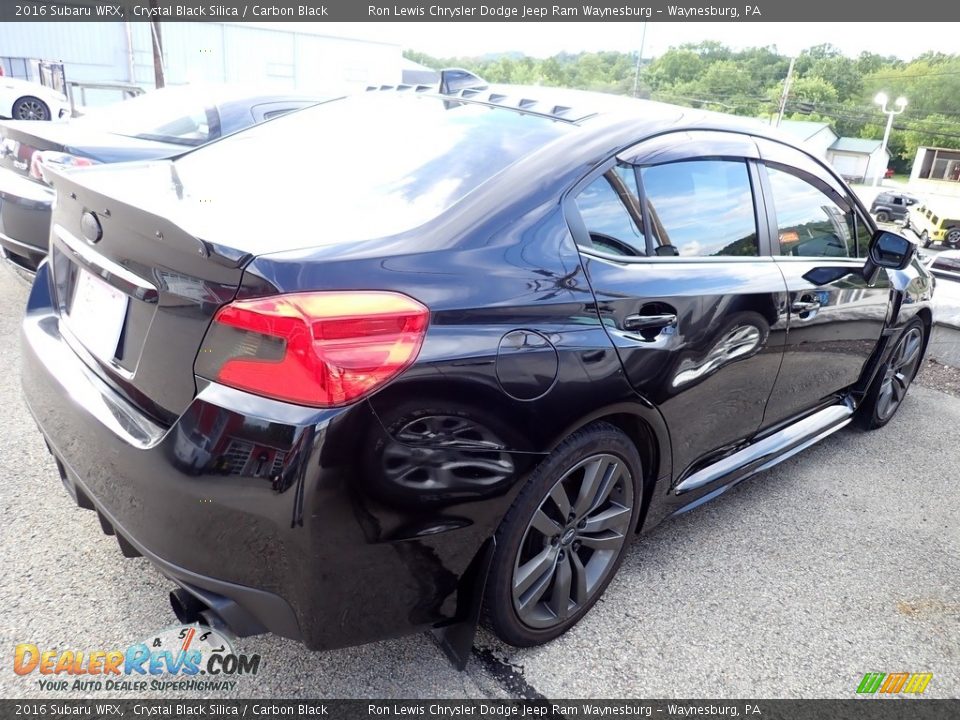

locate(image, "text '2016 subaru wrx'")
[[22, 86, 933, 664]]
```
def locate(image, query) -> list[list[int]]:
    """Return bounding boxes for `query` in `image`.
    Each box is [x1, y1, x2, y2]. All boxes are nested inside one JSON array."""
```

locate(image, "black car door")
[[753, 138, 890, 429], [567, 130, 789, 488]]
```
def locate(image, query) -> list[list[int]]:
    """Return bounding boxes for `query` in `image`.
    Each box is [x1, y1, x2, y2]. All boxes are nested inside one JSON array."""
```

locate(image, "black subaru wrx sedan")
[[21, 86, 933, 656]]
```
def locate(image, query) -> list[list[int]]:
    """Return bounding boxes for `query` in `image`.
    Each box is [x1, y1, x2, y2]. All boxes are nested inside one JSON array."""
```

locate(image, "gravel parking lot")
[[1, 263, 958, 700]]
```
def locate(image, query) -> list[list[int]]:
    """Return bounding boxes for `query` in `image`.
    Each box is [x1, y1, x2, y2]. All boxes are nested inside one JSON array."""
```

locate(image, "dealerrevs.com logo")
[[14, 625, 261, 693]]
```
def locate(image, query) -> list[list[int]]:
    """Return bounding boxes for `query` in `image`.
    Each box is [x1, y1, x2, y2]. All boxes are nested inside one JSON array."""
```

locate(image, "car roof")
[[381, 82, 698, 125], [371, 83, 837, 154], [138, 83, 323, 109]]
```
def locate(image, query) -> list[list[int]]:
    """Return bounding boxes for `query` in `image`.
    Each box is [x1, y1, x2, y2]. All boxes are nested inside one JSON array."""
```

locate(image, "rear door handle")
[[623, 313, 678, 331]]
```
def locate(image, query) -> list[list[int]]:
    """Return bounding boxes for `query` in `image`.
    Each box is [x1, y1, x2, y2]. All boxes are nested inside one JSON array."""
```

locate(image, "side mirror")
[[800, 231, 917, 287], [863, 230, 916, 283]]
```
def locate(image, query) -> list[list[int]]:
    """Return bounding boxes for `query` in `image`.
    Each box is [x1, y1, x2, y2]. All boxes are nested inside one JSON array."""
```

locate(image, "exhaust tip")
[[169, 588, 207, 625]]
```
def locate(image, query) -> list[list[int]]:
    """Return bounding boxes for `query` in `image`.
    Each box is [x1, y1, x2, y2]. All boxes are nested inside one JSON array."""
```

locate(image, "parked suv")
[[906, 199, 960, 249], [870, 190, 919, 223], [21, 87, 933, 657]]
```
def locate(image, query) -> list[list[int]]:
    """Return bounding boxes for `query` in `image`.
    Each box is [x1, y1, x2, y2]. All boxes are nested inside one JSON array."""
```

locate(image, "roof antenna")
[[439, 68, 488, 96]]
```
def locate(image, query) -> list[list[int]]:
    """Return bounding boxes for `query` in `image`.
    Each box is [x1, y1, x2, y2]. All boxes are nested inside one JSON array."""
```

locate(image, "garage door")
[[830, 153, 863, 178]]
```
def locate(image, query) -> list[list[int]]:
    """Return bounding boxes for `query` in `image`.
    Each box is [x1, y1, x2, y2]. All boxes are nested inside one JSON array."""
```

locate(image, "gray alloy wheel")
[[877, 326, 923, 422], [875, 325, 924, 422], [875, 210, 890, 223], [858, 319, 926, 431], [12, 96, 50, 121], [482, 422, 642, 647], [946, 227, 960, 248], [511, 452, 633, 629], [921, 230, 932, 248]]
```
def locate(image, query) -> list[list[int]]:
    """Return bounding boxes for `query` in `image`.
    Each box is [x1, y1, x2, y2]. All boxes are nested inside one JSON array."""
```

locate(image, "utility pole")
[[632, 22, 648, 98], [123, 21, 136, 84], [775, 57, 795, 128], [149, 0, 165, 89], [874, 93, 907, 186]]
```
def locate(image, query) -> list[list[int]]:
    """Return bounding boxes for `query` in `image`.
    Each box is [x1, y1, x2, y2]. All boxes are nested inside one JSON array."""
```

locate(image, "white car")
[[0, 78, 69, 121]]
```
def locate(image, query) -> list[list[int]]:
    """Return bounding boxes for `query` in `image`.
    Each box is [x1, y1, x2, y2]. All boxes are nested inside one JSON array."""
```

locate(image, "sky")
[[257, 22, 960, 60]]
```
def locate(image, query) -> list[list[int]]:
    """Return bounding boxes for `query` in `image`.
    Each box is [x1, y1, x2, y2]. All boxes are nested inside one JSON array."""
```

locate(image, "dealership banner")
[[1, 0, 958, 22], [4, 700, 960, 718]]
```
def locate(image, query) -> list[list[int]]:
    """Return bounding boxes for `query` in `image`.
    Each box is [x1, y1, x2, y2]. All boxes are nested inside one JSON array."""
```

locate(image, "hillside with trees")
[[405, 43, 960, 173]]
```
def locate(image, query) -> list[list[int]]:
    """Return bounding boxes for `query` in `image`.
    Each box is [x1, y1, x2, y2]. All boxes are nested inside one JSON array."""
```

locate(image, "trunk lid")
[[46, 162, 254, 424], [0, 119, 183, 181]]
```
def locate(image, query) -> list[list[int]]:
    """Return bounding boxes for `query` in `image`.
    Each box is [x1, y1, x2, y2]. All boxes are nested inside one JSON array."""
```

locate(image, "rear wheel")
[[875, 210, 890, 223], [12, 96, 50, 121], [482, 423, 642, 647], [946, 227, 960, 248], [857, 319, 925, 430]]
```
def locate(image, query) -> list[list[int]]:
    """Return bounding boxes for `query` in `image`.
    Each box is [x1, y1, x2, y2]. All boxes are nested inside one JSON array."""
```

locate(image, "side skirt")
[[669, 398, 855, 516]]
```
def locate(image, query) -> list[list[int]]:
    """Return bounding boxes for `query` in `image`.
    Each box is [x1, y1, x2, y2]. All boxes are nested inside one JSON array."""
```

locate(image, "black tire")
[[857, 319, 925, 430], [12, 96, 50, 121], [875, 210, 890, 223], [921, 230, 932, 249], [482, 422, 643, 647], [946, 227, 960, 248]]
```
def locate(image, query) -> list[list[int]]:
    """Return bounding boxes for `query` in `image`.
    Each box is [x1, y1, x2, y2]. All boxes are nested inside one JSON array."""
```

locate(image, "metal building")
[[0, 22, 401, 95]]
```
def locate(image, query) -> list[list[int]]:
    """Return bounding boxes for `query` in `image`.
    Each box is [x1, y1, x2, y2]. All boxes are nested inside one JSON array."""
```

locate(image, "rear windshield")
[[78, 85, 217, 146], [172, 93, 572, 243]]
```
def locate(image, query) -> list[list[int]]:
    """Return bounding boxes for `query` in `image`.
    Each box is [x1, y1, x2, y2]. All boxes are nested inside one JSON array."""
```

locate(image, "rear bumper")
[[21, 264, 501, 650], [52, 459, 300, 640]]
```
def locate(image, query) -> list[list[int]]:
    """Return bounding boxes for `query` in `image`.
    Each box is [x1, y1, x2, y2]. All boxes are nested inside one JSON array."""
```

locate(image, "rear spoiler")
[[365, 68, 488, 96]]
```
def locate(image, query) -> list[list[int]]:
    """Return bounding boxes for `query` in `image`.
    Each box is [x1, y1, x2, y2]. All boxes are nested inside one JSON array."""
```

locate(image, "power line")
[[864, 69, 960, 80]]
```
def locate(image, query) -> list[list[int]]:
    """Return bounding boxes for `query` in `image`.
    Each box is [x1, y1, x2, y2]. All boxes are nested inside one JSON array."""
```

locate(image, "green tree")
[[807, 55, 861, 102], [646, 48, 703, 88]]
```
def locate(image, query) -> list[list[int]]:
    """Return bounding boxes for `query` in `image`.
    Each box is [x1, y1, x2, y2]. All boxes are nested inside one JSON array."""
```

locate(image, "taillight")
[[195, 291, 429, 407], [29, 150, 98, 183]]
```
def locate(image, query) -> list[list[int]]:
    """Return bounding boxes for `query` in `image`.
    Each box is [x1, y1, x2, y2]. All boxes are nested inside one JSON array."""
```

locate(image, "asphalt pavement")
[[1, 262, 957, 700]]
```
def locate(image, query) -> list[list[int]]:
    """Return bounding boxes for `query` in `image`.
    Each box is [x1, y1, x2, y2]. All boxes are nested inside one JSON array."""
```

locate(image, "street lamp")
[[873, 92, 907, 186]]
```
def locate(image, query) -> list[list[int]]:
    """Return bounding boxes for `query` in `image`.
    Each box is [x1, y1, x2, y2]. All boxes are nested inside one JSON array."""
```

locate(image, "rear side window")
[[855, 212, 872, 258], [575, 165, 646, 256], [766, 165, 855, 258], [640, 159, 759, 257]]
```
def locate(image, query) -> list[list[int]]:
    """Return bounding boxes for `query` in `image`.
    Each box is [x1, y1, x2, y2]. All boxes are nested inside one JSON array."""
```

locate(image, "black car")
[[21, 87, 933, 659], [870, 190, 919, 223], [0, 84, 322, 273]]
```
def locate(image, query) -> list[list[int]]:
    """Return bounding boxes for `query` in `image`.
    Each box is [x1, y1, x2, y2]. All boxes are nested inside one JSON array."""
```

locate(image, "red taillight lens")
[[30, 150, 98, 183], [196, 291, 429, 407]]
